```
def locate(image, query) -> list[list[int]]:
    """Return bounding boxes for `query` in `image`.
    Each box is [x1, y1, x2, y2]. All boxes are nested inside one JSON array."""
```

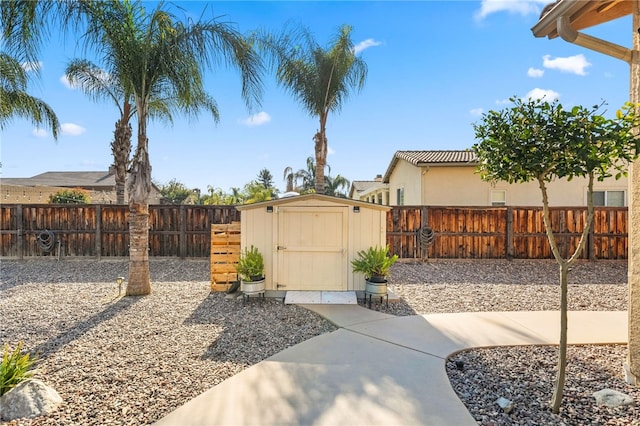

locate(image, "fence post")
[[95, 204, 102, 260], [16, 205, 23, 260], [179, 205, 186, 259], [506, 207, 513, 259]]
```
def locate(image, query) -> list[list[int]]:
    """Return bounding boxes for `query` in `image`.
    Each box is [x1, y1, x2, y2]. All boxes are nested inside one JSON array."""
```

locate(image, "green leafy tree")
[[243, 180, 273, 204], [0, 52, 59, 137], [254, 24, 367, 193], [158, 179, 198, 205], [49, 188, 90, 204], [72, 1, 263, 296], [473, 97, 640, 414]]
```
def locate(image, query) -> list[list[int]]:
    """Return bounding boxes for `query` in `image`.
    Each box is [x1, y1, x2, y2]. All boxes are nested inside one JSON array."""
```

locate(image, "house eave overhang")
[[532, 0, 633, 39]]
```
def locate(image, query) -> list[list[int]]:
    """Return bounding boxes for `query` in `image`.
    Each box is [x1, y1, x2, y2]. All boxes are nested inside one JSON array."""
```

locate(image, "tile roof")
[[383, 150, 478, 183], [0, 171, 115, 188], [394, 150, 477, 165], [349, 180, 388, 198]]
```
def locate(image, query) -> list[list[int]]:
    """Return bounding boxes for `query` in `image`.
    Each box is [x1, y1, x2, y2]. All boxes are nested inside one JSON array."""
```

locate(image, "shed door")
[[277, 206, 347, 291]]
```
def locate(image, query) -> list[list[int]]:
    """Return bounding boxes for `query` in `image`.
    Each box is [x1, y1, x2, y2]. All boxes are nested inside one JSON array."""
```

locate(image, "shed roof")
[[382, 150, 477, 183], [235, 193, 390, 211]]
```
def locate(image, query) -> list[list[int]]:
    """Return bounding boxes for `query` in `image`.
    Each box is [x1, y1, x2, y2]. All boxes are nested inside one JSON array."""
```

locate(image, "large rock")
[[592, 389, 635, 408], [0, 379, 63, 421]]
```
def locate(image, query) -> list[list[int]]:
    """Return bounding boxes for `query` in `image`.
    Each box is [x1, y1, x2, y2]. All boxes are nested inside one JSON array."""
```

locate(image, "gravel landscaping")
[[0, 258, 636, 425]]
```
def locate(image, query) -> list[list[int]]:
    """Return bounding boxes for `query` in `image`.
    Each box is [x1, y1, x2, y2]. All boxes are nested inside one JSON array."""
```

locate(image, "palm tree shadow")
[[185, 292, 337, 365], [32, 296, 140, 359]]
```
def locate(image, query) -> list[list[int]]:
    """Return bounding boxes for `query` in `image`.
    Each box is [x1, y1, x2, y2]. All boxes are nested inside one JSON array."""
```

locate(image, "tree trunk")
[[314, 129, 327, 194], [126, 113, 152, 296], [127, 207, 150, 295], [111, 110, 132, 205], [551, 262, 570, 413]]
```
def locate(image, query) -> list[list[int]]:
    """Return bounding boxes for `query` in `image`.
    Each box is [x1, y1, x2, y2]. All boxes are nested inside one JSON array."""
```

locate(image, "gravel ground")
[[0, 258, 636, 425]]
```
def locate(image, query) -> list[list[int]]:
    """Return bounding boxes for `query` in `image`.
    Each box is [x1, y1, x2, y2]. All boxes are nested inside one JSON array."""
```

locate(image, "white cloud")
[[527, 67, 544, 78], [524, 88, 560, 102], [542, 54, 591, 76], [475, 0, 547, 21], [32, 128, 48, 138], [495, 98, 511, 105], [60, 75, 77, 89], [240, 111, 271, 127], [21, 61, 42, 72], [61, 123, 86, 136], [327, 146, 336, 156], [470, 108, 484, 117], [353, 38, 382, 55]]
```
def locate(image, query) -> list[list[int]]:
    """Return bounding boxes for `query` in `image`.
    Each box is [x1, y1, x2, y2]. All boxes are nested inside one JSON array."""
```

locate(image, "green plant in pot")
[[236, 245, 265, 295], [351, 245, 398, 283]]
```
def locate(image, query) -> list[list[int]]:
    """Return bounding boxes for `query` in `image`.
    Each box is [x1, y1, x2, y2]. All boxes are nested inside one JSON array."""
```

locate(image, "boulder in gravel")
[[592, 389, 635, 407], [0, 379, 63, 421], [495, 396, 514, 414]]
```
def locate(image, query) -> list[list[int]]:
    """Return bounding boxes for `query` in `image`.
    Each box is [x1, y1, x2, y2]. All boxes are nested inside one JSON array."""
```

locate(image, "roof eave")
[[531, 0, 586, 39]]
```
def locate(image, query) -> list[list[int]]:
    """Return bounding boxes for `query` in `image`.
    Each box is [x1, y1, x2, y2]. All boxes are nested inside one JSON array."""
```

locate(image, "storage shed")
[[235, 194, 390, 293]]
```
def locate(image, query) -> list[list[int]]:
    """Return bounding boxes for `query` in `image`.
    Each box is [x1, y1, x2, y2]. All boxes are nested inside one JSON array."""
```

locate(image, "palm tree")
[[75, 1, 263, 295], [282, 166, 297, 193], [254, 24, 367, 193], [0, 52, 59, 137], [324, 174, 350, 198], [65, 60, 134, 203]]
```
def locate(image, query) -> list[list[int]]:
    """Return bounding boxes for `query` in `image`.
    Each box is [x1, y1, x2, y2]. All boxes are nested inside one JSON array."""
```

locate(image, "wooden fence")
[[387, 206, 628, 260], [0, 204, 628, 260], [0, 204, 239, 259]]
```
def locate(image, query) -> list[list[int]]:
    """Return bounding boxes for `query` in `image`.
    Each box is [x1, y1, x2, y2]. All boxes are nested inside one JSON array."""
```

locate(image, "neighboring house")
[[349, 175, 390, 205], [0, 169, 163, 204], [353, 150, 628, 207]]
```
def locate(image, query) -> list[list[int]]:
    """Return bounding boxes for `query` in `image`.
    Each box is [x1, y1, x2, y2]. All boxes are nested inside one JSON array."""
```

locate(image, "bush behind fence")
[[0, 204, 627, 260]]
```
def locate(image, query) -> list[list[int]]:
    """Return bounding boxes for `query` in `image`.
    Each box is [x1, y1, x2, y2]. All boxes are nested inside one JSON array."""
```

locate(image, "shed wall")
[[240, 196, 389, 292]]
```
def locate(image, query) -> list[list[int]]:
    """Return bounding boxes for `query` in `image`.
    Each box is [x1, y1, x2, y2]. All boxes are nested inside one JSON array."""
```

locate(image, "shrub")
[[0, 342, 37, 396], [49, 188, 90, 204], [236, 245, 264, 281]]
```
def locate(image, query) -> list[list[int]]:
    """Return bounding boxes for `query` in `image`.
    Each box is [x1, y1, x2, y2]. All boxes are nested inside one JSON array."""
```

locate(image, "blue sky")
[[0, 0, 633, 194]]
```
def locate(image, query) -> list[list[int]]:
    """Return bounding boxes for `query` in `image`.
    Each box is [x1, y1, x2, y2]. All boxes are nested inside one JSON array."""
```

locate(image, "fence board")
[[0, 204, 627, 260]]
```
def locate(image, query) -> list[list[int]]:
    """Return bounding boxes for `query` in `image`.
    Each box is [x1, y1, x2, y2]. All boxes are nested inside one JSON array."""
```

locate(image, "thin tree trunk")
[[551, 262, 569, 414]]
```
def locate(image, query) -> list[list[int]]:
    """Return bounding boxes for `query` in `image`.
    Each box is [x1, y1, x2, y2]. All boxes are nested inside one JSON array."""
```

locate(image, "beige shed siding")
[[238, 195, 389, 292], [347, 206, 387, 291], [240, 206, 275, 290], [420, 166, 629, 206]]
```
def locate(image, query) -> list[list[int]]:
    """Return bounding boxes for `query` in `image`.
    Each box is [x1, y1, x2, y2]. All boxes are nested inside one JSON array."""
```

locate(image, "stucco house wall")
[[421, 165, 629, 206], [383, 151, 629, 207]]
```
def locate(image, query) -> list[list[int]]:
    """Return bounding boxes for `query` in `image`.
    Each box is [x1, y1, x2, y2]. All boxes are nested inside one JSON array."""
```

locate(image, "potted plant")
[[351, 245, 398, 297], [236, 245, 265, 295]]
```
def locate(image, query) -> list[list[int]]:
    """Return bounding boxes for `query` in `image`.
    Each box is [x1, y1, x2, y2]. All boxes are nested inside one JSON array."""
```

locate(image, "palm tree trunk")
[[112, 112, 132, 205], [314, 129, 327, 194], [126, 120, 152, 296]]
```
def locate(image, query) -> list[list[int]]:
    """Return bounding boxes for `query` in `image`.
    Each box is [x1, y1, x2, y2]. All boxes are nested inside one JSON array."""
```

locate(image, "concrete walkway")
[[155, 307, 628, 426]]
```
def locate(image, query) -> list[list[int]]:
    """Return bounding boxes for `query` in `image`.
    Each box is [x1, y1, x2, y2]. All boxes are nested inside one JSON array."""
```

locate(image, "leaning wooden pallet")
[[210, 222, 241, 291]]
